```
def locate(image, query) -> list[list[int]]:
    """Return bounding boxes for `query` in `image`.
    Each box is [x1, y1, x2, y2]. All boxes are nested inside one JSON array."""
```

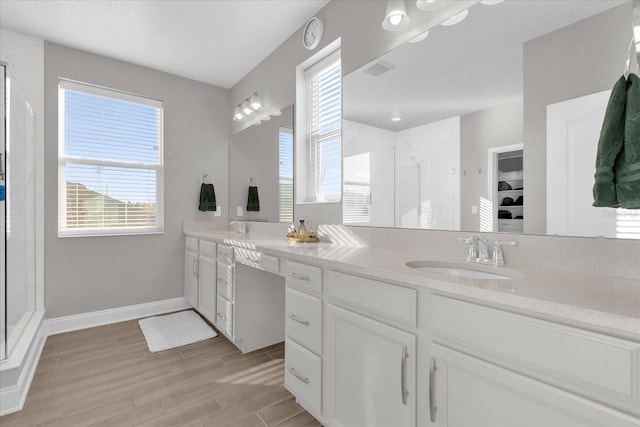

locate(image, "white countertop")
[[185, 230, 640, 336]]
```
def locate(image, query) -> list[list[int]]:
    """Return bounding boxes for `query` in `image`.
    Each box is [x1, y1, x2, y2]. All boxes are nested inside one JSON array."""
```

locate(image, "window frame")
[[57, 79, 164, 237]]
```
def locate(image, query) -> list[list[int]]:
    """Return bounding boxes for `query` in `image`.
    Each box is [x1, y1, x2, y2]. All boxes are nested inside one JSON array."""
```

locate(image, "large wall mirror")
[[229, 105, 293, 223], [342, 0, 640, 239]]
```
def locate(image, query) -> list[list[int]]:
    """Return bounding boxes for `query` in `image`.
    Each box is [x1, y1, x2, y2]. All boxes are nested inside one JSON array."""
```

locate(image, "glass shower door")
[[1, 64, 37, 360]]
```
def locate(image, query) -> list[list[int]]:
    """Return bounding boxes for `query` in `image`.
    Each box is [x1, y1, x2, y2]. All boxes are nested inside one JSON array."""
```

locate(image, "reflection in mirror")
[[229, 105, 293, 223], [343, 0, 640, 239]]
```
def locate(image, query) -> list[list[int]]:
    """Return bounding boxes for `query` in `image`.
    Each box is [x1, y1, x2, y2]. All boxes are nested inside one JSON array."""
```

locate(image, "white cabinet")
[[197, 254, 217, 323], [429, 295, 640, 426], [184, 243, 199, 308], [284, 267, 323, 417], [326, 304, 416, 427], [429, 343, 637, 427]]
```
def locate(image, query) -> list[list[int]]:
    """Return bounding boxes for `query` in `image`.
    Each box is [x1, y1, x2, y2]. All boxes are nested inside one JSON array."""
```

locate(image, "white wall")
[[395, 117, 460, 230], [44, 42, 230, 318]]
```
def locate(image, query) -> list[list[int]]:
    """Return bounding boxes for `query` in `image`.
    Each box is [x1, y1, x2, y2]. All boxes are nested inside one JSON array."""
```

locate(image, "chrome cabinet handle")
[[192, 260, 198, 277], [401, 346, 409, 405], [287, 366, 309, 384], [429, 358, 437, 423], [287, 313, 310, 326], [288, 272, 310, 281]]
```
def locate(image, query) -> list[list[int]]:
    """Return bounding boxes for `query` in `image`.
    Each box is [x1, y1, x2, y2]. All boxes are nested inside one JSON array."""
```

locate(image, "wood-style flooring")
[[0, 311, 320, 427]]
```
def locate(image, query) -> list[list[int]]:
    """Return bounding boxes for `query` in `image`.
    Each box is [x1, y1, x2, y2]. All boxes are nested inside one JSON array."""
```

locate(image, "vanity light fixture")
[[382, 0, 410, 31], [440, 8, 468, 26], [232, 93, 264, 121], [416, 0, 444, 11], [391, 114, 402, 122], [409, 30, 429, 43]]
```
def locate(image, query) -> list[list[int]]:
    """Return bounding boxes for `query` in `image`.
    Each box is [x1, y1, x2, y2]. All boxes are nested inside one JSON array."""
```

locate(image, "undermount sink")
[[406, 261, 512, 280]]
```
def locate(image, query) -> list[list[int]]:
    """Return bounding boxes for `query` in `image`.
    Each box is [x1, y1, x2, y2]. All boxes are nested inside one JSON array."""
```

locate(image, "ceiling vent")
[[363, 60, 395, 76]]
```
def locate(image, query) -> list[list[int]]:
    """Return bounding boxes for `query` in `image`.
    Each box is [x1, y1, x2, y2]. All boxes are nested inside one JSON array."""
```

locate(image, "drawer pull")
[[288, 272, 310, 281], [401, 346, 409, 405], [429, 358, 437, 423], [287, 313, 310, 326], [287, 366, 309, 384]]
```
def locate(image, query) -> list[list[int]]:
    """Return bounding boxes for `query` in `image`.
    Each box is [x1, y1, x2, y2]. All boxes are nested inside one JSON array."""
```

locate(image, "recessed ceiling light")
[[391, 114, 402, 122], [408, 30, 429, 43], [440, 9, 468, 26]]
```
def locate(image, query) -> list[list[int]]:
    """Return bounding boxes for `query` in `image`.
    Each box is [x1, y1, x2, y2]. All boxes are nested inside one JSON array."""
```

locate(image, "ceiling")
[[0, 0, 329, 89], [343, 0, 626, 131]]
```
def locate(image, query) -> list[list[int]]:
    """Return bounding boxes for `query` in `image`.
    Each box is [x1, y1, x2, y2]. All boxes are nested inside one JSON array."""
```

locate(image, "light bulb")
[[391, 114, 402, 122], [233, 106, 244, 121], [242, 101, 253, 116], [382, 0, 410, 31], [389, 13, 402, 26], [249, 93, 262, 112]]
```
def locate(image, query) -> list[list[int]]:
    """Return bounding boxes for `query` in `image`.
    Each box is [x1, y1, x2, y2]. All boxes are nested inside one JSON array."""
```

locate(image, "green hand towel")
[[199, 183, 216, 212], [593, 76, 627, 207], [615, 73, 640, 209], [247, 186, 260, 212]]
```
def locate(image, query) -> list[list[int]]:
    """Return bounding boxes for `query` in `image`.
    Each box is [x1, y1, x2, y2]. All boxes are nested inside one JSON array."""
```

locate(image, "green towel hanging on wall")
[[593, 75, 627, 207], [615, 73, 640, 208], [247, 186, 260, 212], [199, 183, 216, 211]]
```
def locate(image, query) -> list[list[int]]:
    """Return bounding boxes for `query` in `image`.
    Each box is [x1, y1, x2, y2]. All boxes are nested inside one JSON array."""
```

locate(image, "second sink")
[[406, 261, 512, 280]]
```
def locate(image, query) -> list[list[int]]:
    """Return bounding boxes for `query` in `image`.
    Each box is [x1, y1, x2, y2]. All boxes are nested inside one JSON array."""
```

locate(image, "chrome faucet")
[[492, 240, 517, 266], [230, 221, 247, 237], [458, 235, 517, 266]]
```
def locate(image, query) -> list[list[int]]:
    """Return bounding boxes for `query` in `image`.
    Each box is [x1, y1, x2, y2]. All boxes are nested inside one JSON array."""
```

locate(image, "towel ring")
[[201, 172, 212, 184]]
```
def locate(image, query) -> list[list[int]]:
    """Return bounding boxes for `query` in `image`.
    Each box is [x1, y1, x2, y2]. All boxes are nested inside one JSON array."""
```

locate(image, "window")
[[302, 49, 341, 203], [279, 127, 294, 223], [343, 153, 371, 224], [58, 80, 164, 237]]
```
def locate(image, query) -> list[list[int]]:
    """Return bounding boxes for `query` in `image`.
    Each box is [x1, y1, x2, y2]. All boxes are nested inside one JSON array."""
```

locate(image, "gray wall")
[[44, 42, 230, 318], [523, 3, 631, 234], [460, 100, 523, 231]]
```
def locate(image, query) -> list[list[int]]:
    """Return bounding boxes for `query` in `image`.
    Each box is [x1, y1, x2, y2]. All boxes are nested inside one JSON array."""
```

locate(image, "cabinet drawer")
[[185, 236, 198, 252], [284, 260, 322, 294], [199, 239, 217, 259], [235, 248, 280, 275], [216, 294, 233, 339], [285, 338, 321, 414], [498, 219, 523, 231], [327, 271, 417, 328], [432, 295, 640, 414], [217, 244, 234, 264], [217, 262, 234, 301], [286, 287, 322, 355]]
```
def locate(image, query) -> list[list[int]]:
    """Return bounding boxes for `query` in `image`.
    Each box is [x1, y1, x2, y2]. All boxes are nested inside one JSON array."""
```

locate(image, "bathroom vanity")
[[184, 226, 639, 427]]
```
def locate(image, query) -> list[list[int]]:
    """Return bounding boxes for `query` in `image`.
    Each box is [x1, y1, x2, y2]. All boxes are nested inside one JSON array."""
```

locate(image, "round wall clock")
[[303, 17, 323, 50]]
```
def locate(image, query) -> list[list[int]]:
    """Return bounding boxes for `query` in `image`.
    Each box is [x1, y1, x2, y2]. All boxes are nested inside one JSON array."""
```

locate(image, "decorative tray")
[[286, 234, 319, 243]]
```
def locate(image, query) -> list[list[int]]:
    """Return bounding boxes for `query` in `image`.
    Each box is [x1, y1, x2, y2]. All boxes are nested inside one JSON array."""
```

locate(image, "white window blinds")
[[58, 80, 164, 237], [279, 127, 294, 223], [305, 50, 341, 203], [343, 153, 371, 224]]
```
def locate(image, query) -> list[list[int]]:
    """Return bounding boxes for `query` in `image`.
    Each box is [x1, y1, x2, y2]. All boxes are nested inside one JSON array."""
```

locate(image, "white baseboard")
[[0, 310, 47, 416], [45, 297, 191, 336]]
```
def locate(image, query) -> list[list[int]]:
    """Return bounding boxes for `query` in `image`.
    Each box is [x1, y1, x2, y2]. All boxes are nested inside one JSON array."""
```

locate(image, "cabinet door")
[[430, 343, 637, 427], [326, 304, 416, 427], [184, 250, 198, 307], [198, 255, 216, 323]]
